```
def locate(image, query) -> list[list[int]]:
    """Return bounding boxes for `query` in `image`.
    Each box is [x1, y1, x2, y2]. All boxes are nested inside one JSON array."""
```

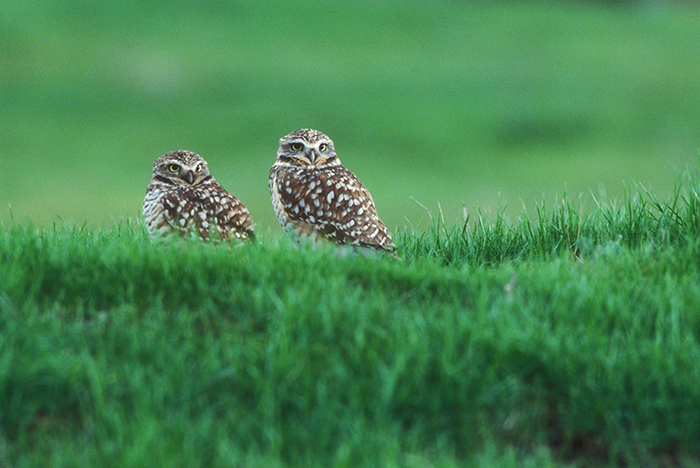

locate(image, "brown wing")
[[273, 164, 395, 252], [147, 180, 253, 240]]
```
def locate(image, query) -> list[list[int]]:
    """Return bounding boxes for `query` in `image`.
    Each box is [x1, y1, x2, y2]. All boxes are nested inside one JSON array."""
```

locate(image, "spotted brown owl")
[[269, 129, 396, 256], [143, 150, 254, 240]]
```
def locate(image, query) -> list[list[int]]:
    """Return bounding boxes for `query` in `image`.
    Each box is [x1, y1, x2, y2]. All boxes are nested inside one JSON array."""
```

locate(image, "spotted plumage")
[[143, 150, 254, 240], [269, 129, 395, 255]]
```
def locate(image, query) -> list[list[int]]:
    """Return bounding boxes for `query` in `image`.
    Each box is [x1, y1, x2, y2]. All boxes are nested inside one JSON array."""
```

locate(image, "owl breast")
[[269, 163, 395, 253], [144, 179, 253, 240]]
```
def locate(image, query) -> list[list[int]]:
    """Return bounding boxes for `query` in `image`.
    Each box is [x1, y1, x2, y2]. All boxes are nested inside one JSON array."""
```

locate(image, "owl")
[[269, 129, 396, 256], [143, 150, 254, 241]]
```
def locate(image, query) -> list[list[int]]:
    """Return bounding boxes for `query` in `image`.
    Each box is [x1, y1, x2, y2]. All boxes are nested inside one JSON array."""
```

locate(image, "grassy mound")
[[1, 175, 700, 467]]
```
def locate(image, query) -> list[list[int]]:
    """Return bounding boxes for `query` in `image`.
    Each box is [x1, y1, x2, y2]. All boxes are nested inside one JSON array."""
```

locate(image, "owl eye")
[[290, 143, 303, 151], [168, 164, 180, 172], [319, 144, 327, 152], [195, 164, 203, 172]]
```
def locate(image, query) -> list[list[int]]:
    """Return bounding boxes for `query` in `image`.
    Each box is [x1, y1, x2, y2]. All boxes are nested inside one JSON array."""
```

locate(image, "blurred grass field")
[[2, 0, 700, 233]]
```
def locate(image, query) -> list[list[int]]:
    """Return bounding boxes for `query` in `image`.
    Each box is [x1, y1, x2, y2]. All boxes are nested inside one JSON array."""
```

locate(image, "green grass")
[[3, 0, 700, 464], [2, 173, 700, 467], [2, 0, 700, 230]]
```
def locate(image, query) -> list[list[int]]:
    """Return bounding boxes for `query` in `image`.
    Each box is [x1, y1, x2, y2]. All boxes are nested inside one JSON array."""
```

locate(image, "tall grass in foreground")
[[400, 173, 700, 266], [1, 174, 700, 467]]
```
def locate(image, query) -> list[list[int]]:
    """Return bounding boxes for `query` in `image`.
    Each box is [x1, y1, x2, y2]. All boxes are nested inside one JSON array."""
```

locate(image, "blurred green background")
[[2, 0, 699, 234]]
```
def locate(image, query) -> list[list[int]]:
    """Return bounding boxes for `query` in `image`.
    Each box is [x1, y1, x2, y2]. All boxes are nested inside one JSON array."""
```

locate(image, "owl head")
[[152, 150, 212, 186], [277, 129, 339, 168]]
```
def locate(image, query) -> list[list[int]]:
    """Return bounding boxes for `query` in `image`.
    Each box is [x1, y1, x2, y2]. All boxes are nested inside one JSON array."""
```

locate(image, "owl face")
[[277, 129, 339, 168], [152, 150, 212, 186]]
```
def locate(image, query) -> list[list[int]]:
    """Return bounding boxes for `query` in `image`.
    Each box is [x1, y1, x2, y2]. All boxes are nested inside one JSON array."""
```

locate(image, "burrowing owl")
[[269, 129, 396, 255], [143, 150, 254, 240]]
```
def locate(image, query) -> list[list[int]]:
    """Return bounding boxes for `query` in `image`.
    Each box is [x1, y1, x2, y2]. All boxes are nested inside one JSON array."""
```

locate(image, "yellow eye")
[[196, 164, 203, 172], [319, 144, 327, 152], [290, 143, 303, 151], [168, 164, 179, 172]]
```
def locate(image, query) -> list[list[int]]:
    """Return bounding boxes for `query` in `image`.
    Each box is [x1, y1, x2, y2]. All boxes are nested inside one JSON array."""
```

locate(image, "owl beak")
[[308, 149, 318, 164], [183, 170, 195, 184]]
